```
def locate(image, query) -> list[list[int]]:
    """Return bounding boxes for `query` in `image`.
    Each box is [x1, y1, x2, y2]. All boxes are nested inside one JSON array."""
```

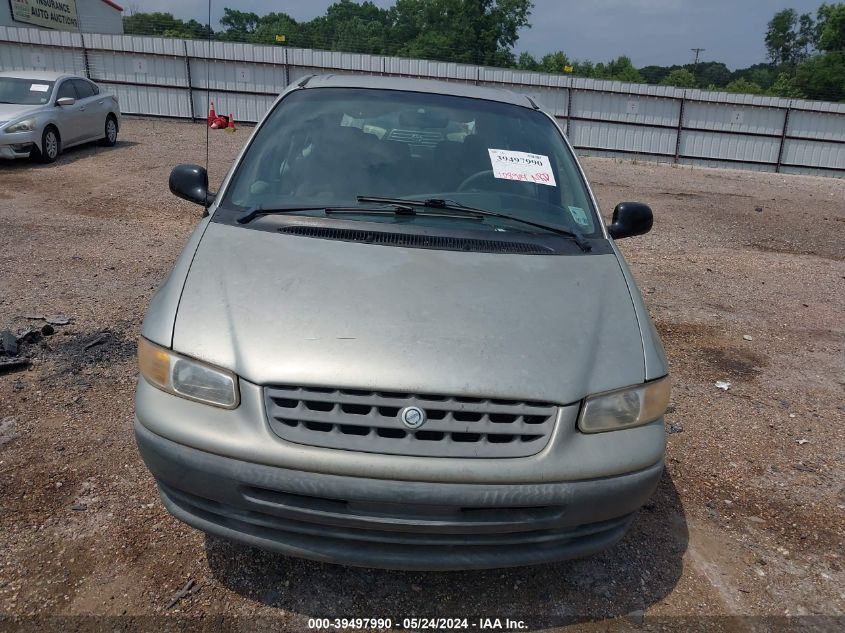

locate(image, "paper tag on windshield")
[[568, 206, 590, 227], [488, 149, 556, 187], [30, 84, 50, 92]]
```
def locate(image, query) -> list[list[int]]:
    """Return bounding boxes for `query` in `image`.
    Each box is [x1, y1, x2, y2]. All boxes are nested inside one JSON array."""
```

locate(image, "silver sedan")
[[0, 70, 121, 163]]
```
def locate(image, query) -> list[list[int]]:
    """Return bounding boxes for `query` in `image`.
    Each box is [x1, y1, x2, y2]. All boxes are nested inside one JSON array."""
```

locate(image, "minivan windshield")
[[0, 78, 55, 105], [223, 87, 600, 236]]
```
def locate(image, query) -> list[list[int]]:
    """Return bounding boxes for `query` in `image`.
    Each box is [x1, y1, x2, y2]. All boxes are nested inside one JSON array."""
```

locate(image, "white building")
[[0, 0, 124, 35]]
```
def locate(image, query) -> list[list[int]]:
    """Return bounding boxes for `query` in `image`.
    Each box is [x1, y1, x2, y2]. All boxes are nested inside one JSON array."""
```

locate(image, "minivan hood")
[[172, 222, 645, 403], [0, 103, 40, 123]]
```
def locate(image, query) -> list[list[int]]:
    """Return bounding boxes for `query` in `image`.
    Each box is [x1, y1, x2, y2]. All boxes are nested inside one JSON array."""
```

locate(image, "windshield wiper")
[[357, 196, 592, 252], [236, 204, 409, 224], [236, 202, 482, 224]]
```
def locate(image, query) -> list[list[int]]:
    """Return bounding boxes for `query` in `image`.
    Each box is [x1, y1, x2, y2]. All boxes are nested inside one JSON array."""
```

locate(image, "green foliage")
[[767, 72, 806, 98], [639, 65, 670, 84], [539, 51, 570, 74], [516, 51, 540, 71], [594, 56, 642, 82], [766, 9, 801, 65], [659, 68, 697, 88], [731, 63, 778, 89], [216, 9, 260, 41], [251, 13, 302, 46], [724, 78, 765, 95], [388, 0, 533, 65], [816, 2, 845, 51], [572, 60, 595, 77], [123, 12, 212, 38], [795, 50, 845, 101], [696, 62, 732, 88], [765, 7, 818, 65]]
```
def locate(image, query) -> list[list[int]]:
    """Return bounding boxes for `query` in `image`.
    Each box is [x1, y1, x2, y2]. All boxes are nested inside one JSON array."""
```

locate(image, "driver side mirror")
[[169, 164, 215, 207], [56, 97, 75, 107], [607, 202, 653, 239]]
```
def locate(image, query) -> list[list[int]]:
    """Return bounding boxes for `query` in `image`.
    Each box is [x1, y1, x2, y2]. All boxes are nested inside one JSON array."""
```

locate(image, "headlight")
[[138, 338, 239, 408], [5, 118, 37, 133], [578, 376, 670, 433]]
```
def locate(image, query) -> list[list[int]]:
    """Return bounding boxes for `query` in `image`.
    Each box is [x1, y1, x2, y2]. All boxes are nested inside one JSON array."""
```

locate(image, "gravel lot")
[[0, 118, 843, 631]]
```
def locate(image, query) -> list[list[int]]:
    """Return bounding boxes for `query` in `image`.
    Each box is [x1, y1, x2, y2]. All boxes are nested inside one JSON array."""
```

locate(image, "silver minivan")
[[135, 75, 669, 570]]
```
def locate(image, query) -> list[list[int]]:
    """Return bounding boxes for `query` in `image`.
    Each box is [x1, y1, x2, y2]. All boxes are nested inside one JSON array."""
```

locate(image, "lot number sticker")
[[30, 84, 50, 92], [488, 149, 557, 187]]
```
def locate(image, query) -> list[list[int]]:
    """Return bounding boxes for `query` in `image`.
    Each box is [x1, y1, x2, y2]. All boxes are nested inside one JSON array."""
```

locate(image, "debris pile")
[[0, 314, 72, 374]]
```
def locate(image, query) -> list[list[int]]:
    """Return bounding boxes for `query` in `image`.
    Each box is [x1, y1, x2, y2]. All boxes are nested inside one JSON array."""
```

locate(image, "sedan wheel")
[[39, 128, 60, 164], [101, 116, 118, 147]]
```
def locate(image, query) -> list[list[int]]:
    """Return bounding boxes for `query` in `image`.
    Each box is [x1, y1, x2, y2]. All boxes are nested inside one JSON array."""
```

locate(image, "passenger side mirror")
[[169, 164, 215, 207], [607, 202, 653, 239], [56, 97, 75, 107]]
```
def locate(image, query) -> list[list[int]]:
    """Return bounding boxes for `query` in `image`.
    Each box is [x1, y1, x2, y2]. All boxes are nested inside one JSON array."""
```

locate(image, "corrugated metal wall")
[[2, 24, 844, 178]]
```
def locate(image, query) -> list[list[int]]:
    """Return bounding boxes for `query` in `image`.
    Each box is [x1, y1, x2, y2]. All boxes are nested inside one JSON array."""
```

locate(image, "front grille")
[[278, 226, 553, 254], [264, 386, 558, 458]]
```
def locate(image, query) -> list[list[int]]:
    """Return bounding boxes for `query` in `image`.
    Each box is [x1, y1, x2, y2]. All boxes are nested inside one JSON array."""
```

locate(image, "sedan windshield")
[[0, 78, 54, 105], [224, 87, 600, 236]]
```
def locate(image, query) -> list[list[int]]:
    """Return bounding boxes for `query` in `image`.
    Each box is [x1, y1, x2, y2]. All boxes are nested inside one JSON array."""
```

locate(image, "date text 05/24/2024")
[[307, 617, 529, 630]]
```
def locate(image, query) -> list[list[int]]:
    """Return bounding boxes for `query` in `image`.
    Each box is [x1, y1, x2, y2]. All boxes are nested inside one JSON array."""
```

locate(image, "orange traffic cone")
[[207, 100, 216, 127], [225, 113, 236, 133]]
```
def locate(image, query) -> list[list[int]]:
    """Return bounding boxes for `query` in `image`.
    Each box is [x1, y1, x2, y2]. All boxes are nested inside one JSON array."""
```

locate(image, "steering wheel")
[[457, 169, 495, 191]]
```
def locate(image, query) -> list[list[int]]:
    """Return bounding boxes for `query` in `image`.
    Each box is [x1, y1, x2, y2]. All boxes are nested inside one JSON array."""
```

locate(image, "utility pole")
[[691, 48, 706, 70]]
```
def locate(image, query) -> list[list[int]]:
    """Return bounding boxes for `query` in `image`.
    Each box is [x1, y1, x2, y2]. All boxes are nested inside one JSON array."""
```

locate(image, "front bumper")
[[0, 129, 39, 158], [135, 419, 663, 570], [0, 141, 36, 159]]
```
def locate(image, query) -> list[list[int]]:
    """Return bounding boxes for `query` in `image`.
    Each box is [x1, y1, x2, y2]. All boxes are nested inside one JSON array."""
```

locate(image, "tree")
[[816, 2, 845, 52], [218, 9, 260, 41], [251, 13, 302, 47], [306, 1, 391, 52], [795, 50, 845, 101], [123, 12, 213, 38], [732, 63, 777, 89], [659, 68, 697, 88], [539, 51, 569, 73], [572, 60, 595, 77], [639, 65, 671, 84], [797, 12, 817, 59], [696, 62, 732, 88], [768, 72, 805, 98], [765, 8, 815, 65], [724, 78, 765, 95], [516, 51, 540, 70], [389, 0, 533, 66], [766, 9, 798, 64], [594, 56, 642, 82]]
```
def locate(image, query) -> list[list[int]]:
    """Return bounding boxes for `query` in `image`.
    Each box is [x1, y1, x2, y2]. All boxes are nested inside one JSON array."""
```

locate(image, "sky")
[[126, 0, 828, 69]]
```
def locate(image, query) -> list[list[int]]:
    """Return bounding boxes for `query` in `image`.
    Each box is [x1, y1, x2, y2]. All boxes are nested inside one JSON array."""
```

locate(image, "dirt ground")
[[0, 118, 843, 632]]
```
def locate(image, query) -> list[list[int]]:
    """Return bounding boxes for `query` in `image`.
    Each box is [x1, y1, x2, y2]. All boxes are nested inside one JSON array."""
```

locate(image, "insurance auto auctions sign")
[[10, 0, 80, 31]]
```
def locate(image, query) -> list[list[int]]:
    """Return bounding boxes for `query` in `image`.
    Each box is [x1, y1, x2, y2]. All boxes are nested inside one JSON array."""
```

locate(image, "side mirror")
[[56, 97, 75, 106], [607, 202, 653, 239], [169, 164, 215, 207]]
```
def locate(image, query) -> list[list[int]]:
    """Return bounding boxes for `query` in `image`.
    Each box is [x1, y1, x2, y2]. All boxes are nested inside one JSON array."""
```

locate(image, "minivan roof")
[[302, 74, 537, 109]]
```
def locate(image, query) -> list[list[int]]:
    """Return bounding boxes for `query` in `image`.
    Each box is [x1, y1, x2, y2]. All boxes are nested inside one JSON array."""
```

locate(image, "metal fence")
[[2, 24, 844, 178]]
